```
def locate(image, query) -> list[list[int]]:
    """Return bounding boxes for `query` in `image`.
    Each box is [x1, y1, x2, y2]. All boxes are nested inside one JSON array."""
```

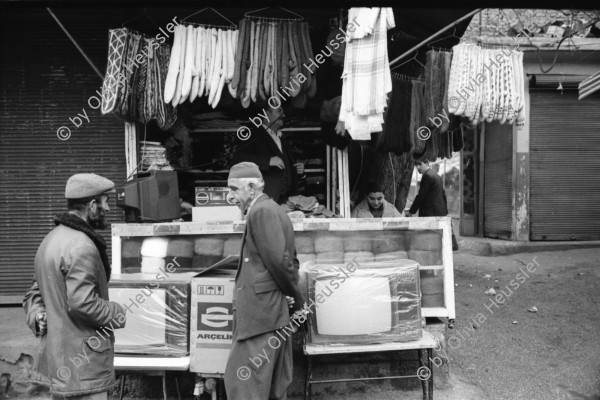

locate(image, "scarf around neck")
[[54, 212, 111, 281]]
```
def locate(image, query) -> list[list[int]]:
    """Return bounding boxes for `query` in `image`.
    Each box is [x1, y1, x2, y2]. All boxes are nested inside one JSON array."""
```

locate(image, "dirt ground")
[[3, 247, 599, 400], [447, 248, 600, 400]]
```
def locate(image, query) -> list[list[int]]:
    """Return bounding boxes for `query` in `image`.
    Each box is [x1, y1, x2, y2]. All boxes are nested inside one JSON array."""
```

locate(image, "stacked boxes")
[[190, 271, 236, 374]]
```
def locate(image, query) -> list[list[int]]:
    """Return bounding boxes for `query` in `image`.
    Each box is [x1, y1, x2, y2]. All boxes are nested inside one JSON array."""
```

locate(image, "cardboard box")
[[190, 271, 236, 374], [192, 206, 242, 222]]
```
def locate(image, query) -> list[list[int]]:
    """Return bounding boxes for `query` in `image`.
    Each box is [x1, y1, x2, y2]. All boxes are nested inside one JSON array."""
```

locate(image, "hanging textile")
[[424, 50, 452, 134], [101, 28, 128, 115], [229, 17, 316, 109], [337, 7, 395, 140], [409, 80, 427, 155], [447, 43, 524, 125], [101, 28, 178, 129], [376, 75, 413, 155], [115, 32, 142, 120], [162, 24, 238, 109]]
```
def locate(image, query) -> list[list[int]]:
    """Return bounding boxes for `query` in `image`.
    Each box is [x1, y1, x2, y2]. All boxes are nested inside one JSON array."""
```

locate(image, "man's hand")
[[36, 312, 47, 336], [285, 296, 295, 309], [269, 156, 285, 170], [294, 162, 304, 174], [405, 210, 413, 217], [288, 308, 310, 333]]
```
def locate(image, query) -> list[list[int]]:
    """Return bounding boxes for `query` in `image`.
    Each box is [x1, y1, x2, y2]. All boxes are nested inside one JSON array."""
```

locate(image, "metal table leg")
[[175, 374, 181, 400], [162, 371, 167, 400], [418, 349, 427, 400], [305, 355, 312, 400], [118, 375, 125, 400], [427, 349, 433, 400]]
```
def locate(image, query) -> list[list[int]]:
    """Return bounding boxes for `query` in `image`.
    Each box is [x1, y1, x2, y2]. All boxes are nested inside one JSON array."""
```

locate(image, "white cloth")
[[339, 8, 395, 140], [140, 237, 170, 258]]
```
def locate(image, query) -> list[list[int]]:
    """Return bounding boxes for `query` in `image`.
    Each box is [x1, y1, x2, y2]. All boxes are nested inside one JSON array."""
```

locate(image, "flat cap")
[[65, 173, 115, 199], [228, 162, 263, 180]]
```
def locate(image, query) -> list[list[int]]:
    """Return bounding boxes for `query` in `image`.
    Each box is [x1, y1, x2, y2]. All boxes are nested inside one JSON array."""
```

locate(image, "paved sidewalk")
[[457, 235, 600, 256]]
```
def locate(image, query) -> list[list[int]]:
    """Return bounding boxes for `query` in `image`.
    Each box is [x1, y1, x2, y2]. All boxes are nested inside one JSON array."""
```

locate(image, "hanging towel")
[[338, 8, 395, 140]]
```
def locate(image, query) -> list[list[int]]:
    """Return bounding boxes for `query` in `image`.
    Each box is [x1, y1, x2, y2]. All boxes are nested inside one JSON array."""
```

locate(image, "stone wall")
[[464, 9, 599, 39]]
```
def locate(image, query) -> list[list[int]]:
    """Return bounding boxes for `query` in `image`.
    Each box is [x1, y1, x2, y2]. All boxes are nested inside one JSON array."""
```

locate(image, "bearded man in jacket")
[[23, 173, 126, 400]]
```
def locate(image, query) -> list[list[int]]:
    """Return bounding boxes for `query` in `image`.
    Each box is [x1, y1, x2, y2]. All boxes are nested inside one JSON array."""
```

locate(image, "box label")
[[197, 302, 233, 331], [197, 285, 225, 296]]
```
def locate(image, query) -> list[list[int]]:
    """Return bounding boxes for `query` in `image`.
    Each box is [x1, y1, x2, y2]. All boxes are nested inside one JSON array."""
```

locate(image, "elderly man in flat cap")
[[23, 173, 126, 400], [224, 162, 305, 400]]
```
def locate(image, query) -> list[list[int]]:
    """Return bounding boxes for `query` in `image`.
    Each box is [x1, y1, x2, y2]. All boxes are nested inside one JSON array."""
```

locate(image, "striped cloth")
[[338, 8, 395, 140]]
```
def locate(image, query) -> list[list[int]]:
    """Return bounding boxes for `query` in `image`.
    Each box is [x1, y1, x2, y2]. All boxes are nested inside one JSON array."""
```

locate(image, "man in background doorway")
[[406, 160, 448, 217], [407, 160, 458, 250], [232, 106, 304, 205]]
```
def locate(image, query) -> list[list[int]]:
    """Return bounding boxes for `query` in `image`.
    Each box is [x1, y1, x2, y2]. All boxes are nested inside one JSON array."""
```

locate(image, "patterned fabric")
[[143, 38, 156, 124], [410, 80, 427, 154], [101, 28, 177, 129], [338, 8, 395, 140], [101, 28, 128, 115], [115, 32, 142, 119], [128, 40, 146, 122], [157, 44, 178, 130]]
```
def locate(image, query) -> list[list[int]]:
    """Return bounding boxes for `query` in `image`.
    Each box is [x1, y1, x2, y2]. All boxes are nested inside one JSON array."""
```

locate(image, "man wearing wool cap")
[[224, 162, 305, 400], [23, 173, 126, 400]]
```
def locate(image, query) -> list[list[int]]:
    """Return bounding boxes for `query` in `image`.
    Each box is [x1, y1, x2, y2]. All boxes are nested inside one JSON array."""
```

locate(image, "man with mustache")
[[23, 173, 126, 400]]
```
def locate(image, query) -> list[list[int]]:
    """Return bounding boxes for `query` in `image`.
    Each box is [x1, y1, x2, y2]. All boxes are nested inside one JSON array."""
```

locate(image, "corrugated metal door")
[[0, 9, 126, 303], [483, 122, 513, 239], [529, 90, 600, 241]]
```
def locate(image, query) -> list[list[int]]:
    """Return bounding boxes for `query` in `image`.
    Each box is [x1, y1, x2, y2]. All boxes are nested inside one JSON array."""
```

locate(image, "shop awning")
[[579, 70, 600, 100]]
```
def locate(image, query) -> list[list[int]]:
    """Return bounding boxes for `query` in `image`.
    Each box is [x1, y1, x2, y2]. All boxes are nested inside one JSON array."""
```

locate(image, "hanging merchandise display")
[[164, 23, 239, 109], [409, 80, 427, 155], [336, 7, 396, 140], [424, 50, 453, 134], [447, 43, 525, 125], [101, 28, 128, 115], [230, 13, 316, 109], [101, 28, 177, 130], [376, 74, 414, 156]]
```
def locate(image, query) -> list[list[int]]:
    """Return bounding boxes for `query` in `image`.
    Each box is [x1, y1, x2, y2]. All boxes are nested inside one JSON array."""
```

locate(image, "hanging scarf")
[[54, 213, 111, 281]]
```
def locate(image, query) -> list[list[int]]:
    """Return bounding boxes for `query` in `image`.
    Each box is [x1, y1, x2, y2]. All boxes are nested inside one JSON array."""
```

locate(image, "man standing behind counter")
[[233, 106, 304, 205], [224, 162, 304, 400]]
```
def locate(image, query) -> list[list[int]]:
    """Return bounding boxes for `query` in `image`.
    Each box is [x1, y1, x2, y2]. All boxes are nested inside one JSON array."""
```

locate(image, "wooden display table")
[[303, 330, 436, 400]]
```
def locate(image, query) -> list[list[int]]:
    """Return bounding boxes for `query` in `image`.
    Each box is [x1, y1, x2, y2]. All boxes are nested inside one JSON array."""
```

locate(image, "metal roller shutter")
[[483, 122, 513, 239], [0, 9, 126, 303], [529, 90, 600, 241]]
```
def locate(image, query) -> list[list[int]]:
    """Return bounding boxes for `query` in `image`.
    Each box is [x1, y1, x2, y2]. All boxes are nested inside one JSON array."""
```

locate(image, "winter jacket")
[[232, 194, 303, 341], [409, 168, 448, 217], [23, 224, 125, 397]]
